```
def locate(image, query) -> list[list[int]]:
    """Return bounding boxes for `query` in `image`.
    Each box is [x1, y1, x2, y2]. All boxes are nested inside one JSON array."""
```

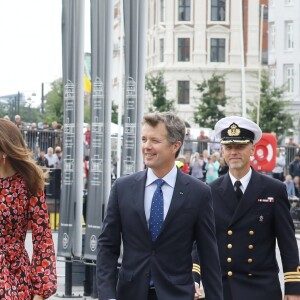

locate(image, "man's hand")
[[284, 296, 300, 300], [194, 282, 202, 299]]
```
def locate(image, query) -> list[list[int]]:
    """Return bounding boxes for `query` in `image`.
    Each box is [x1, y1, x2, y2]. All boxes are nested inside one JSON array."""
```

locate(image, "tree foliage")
[[111, 102, 118, 124], [194, 73, 228, 129], [145, 72, 175, 112], [250, 70, 293, 139], [44, 78, 64, 124]]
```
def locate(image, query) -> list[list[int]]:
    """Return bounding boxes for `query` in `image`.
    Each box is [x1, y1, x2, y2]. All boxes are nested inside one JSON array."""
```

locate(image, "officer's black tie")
[[234, 180, 243, 201]]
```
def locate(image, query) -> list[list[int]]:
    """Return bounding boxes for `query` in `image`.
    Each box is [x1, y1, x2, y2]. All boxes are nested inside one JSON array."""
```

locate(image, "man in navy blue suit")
[[193, 116, 300, 300], [97, 112, 223, 300]]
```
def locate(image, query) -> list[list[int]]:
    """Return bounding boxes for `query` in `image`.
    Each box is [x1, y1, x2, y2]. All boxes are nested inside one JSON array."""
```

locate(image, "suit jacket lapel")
[[218, 174, 240, 213], [132, 170, 149, 232], [160, 170, 187, 234], [230, 170, 263, 226]]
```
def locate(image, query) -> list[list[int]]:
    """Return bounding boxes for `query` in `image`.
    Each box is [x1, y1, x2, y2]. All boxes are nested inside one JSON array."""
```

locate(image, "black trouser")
[[148, 287, 158, 300]]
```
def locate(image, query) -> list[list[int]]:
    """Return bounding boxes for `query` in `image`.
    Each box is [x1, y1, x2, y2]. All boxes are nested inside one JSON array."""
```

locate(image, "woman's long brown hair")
[[0, 119, 47, 195]]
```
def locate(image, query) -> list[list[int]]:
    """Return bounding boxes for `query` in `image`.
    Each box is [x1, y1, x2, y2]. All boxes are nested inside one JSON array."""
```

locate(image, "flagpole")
[[240, 0, 246, 118], [257, 4, 265, 126], [117, 0, 124, 178], [73, 0, 85, 257]]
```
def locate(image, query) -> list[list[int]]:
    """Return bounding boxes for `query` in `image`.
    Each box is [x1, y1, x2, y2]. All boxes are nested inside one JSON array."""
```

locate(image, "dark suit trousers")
[[148, 288, 158, 300]]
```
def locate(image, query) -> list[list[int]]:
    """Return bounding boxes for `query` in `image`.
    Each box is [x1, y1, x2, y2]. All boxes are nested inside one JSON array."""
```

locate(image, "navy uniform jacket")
[[194, 168, 300, 300], [97, 168, 223, 300]]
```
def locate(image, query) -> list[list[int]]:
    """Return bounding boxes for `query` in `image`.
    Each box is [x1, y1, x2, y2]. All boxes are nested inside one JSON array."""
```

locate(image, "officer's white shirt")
[[229, 167, 252, 193]]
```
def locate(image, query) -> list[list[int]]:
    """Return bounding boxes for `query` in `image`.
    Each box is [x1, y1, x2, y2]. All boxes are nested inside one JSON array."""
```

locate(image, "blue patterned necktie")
[[149, 179, 165, 241]]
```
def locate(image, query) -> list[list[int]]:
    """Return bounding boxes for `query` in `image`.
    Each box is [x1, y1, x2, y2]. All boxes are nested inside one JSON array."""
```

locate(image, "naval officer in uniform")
[[193, 116, 300, 300]]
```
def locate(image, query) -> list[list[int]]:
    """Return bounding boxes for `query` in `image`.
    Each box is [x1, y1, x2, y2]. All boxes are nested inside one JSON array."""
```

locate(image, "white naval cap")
[[215, 116, 262, 145]]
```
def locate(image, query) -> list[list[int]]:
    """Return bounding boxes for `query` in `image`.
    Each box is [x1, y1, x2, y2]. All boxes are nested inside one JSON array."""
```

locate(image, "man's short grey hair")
[[142, 112, 186, 157]]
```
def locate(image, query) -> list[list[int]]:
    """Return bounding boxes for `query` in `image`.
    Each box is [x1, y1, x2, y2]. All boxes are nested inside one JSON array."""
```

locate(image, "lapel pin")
[[259, 215, 264, 222]]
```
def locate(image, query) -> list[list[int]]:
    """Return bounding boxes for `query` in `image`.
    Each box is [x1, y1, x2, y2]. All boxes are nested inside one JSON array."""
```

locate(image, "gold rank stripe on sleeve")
[[193, 263, 201, 275], [284, 267, 300, 282]]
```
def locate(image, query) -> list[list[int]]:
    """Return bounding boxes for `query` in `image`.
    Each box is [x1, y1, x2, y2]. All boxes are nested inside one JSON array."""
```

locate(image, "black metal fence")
[[20, 128, 63, 158]]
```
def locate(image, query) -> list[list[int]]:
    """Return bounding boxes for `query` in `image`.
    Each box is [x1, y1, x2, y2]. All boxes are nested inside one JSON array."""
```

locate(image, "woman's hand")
[[33, 295, 44, 300]]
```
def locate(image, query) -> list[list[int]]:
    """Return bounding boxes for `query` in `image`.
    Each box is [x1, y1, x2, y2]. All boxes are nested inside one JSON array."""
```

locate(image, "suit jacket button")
[[249, 230, 255, 235], [248, 244, 254, 250], [228, 230, 233, 235], [248, 258, 253, 263], [227, 258, 232, 263], [227, 244, 233, 249], [228, 271, 233, 276], [248, 273, 253, 276]]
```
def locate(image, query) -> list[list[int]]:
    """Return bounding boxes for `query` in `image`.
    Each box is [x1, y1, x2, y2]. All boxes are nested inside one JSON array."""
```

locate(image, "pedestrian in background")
[[289, 152, 300, 179], [284, 174, 296, 198], [294, 176, 300, 198], [36, 149, 49, 168], [97, 112, 223, 300], [205, 152, 220, 184], [272, 147, 286, 181], [0, 118, 57, 299], [190, 152, 204, 181], [183, 128, 194, 161], [194, 116, 300, 300]]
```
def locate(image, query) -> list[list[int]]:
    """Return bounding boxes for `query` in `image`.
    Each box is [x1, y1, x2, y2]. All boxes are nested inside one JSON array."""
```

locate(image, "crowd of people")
[[177, 126, 300, 202]]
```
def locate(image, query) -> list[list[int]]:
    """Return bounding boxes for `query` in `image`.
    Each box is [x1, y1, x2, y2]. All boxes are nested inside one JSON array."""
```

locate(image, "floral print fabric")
[[0, 173, 57, 299]]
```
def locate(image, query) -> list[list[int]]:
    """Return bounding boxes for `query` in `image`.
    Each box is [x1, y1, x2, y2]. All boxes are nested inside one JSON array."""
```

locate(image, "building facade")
[[268, 0, 300, 141], [146, 0, 265, 127]]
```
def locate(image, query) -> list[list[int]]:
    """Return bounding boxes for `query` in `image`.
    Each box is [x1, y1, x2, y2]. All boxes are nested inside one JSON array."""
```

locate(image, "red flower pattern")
[[0, 174, 57, 299]]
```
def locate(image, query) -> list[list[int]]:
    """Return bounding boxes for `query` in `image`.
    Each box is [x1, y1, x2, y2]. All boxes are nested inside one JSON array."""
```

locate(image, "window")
[[178, 0, 190, 21], [269, 23, 276, 52], [178, 38, 190, 62], [210, 38, 225, 62], [285, 21, 294, 50], [159, 39, 164, 62], [178, 81, 190, 104], [285, 65, 294, 93], [160, 0, 165, 22], [211, 0, 226, 21]]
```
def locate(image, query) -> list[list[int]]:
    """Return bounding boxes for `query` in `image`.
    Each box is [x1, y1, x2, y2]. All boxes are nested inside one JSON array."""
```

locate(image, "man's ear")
[[250, 144, 255, 156], [173, 141, 182, 154]]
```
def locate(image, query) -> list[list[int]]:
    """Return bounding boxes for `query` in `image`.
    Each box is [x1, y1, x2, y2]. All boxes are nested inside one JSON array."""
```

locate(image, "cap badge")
[[227, 123, 241, 137]]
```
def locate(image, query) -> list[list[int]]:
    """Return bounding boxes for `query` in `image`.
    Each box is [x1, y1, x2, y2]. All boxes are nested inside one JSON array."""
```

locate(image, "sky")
[[0, 0, 91, 107]]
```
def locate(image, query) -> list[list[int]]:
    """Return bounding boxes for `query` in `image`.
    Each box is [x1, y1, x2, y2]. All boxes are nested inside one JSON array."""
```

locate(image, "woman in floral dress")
[[0, 119, 57, 299]]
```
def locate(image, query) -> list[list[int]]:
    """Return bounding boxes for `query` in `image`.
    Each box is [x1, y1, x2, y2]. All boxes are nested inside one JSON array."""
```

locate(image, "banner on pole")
[[84, 0, 113, 260], [122, 0, 139, 176], [58, 0, 84, 258]]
